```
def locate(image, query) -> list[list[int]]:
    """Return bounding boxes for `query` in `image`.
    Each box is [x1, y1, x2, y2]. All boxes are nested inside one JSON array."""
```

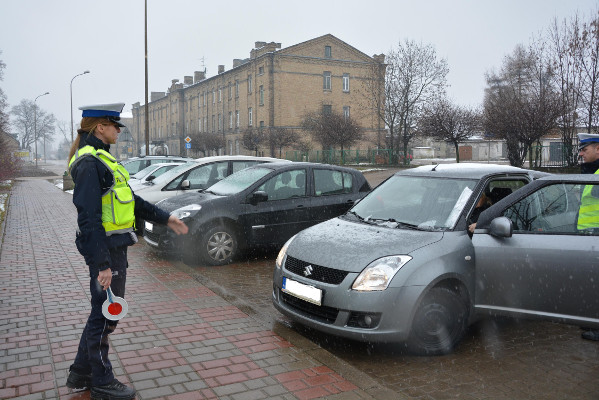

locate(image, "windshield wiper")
[[345, 210, 366, 222], [366, 217, 422, 230]]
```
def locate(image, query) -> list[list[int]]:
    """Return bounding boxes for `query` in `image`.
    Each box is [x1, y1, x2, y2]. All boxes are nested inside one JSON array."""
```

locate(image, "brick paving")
[[0, 180, 393, 400]]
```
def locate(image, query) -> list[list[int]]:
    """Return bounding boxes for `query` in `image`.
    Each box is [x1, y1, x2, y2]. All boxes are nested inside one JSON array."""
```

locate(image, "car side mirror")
[[249, 191, 268, 205], [146, 175, 156, 182], [181, 179, 190, 190], [489, 217, 513, 238]]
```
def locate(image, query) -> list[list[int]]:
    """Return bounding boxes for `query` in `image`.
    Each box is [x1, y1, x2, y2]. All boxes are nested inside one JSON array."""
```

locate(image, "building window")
[[258, 66, 264, 75], [325, 46, 332, 58], [229, 111, 233, 129], [212, 90, 215, 104], [203, 91, 206, 106], [235, 110, 239, 127], [259, 85, 264, 105], [343, 106, 350, 120], [343, 74, 350, 92], [199, 118, 202, 132], [218, 114, 222, 131], [259, 121, 265, 128], [235, 80, 239, 97], [228, 83, 232, 100], [212, 115, 215, 131], [323, 105, 332, 115], [323, 71, 331, 90], [218, 88, 222, 102], [248, 75, 253, 93], [248, 107, 253, 126]]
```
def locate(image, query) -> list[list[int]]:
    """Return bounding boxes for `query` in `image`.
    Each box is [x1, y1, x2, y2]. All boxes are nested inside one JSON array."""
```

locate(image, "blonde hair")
[[67, 117, 112, 163]]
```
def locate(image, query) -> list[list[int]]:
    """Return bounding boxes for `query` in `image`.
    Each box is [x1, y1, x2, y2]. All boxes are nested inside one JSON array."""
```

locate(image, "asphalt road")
[[155, 167, 598, 400]]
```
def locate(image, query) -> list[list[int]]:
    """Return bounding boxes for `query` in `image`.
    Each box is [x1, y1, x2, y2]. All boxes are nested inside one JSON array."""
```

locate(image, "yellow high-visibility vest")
[[578, 169, 599, 230], [69, 146, 135, 235]]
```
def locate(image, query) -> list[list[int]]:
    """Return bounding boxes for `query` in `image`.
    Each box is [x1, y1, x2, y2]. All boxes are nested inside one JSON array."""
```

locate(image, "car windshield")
[[348, 175, 478, 231], [149, 162, 195, 186], [208, 167, 272, 196]]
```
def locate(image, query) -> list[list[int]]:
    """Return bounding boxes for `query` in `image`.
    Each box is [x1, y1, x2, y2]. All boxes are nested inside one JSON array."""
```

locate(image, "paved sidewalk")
[[0, 180, 395, 400]]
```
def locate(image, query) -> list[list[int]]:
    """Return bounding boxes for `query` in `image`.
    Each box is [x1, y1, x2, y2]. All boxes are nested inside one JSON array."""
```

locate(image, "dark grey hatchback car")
[[144, 162, 371, 265], [272, 164, 595, 355]]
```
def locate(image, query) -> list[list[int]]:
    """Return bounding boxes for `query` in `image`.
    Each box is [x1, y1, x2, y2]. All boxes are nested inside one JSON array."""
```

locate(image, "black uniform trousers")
[[71, 246, 128, 386]]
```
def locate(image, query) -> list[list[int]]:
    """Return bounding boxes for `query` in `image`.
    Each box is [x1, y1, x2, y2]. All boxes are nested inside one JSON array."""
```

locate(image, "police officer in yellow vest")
[[65, 103, 188, 399], [577, 132, 599, 341]]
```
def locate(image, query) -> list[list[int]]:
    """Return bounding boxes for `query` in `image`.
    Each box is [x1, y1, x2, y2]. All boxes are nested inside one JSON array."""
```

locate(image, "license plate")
[[282, 277, 322, 306], [145, 221, 153, 232]]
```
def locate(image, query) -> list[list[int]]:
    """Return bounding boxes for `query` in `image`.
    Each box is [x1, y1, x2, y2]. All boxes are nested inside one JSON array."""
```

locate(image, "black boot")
[[581, 329, 599, 341], [90, 378, 136, 400], [65, 368, 92, 390]]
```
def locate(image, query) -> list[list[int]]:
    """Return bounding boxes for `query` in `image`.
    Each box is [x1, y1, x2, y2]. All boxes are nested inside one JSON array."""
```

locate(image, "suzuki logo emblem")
[[303, 265, 313, 276]]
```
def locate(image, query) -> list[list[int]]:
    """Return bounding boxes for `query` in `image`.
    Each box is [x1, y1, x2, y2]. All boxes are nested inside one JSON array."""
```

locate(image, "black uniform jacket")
[[71, 133, 170, 271]]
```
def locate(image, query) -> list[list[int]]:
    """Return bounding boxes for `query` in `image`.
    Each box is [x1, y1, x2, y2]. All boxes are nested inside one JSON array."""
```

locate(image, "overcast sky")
[[1, 0, 597, 145]]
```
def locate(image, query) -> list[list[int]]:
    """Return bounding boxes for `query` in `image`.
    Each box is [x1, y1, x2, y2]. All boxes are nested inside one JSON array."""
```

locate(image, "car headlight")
[[276, 234, 297, 269], [171, 204, 202, 219], [352, 255, 412, 291]]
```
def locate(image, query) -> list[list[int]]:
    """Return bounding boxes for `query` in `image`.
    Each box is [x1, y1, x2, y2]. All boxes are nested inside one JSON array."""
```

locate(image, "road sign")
[[185, 143, 191, 149], [185, 136, 192, 143]]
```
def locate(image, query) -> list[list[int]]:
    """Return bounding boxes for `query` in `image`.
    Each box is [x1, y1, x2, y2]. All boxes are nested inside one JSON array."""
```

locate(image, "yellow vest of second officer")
[[69, 145, 135, 235], [578, 169, 599, 230]]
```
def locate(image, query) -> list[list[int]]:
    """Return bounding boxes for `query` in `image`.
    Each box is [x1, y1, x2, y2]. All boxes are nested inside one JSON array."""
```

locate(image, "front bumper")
[[143, 222, 185, 252], [272, 255, 424, 343]]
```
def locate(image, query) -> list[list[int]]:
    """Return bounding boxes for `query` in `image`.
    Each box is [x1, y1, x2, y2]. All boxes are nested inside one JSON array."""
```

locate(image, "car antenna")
[[431, 164, 440, 171]]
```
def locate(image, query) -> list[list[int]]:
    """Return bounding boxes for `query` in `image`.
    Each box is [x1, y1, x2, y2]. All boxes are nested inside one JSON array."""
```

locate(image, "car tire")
[[200, 225, 237, 266], [407, 286, 469, 356]]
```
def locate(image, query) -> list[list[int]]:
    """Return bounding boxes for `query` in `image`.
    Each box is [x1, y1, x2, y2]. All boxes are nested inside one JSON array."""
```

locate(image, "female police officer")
[[65, 103, 188, 399]]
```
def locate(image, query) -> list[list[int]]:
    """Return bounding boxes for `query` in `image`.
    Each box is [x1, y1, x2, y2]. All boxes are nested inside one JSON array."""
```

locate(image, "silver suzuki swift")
[[272, 164, 599, 355]]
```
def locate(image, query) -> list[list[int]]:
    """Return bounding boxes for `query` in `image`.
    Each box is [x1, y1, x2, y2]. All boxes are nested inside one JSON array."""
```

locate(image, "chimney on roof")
[[194, 71, 205, 82], [184, 76, 193, 85], [255, 41, 267, 49], [218, 65, 225, 74]]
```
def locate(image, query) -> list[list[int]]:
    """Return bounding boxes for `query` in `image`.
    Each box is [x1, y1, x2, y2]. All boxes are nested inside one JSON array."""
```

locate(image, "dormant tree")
[[548, 14, 585, 165], [301, 109, 363, 153], [484, 44, 561, 167], [266, 127, 297, 158], [0, 52, 8, 136], [419, 98, 481, 163], [11, 99, 56, 153], [241, 127, 266, 156], [362, 39, 448, 163], [189, 131, 225, 157]]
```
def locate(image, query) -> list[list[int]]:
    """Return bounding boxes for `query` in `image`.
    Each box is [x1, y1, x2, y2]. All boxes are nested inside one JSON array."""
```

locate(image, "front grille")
[[284, 256, 348, 284], [280, 290, 338, 324]]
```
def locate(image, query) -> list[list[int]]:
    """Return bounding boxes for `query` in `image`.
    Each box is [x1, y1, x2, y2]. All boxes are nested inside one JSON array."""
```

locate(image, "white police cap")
[[578, 133, 599, 150], [79, 103, 126, 127]]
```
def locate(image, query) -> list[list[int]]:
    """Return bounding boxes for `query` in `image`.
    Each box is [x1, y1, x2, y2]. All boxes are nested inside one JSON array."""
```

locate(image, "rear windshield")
[[208, 167, 272, 196], [349, 175, 478, 230]]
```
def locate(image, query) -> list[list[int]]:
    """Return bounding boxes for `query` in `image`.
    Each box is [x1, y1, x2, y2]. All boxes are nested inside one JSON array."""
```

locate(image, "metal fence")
[[284, 149, 413, 165], [530, 143, 578, 168]]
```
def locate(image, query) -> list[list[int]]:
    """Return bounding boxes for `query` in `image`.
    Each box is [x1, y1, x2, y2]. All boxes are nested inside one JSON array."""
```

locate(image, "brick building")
[[131, 34, 385, 157]]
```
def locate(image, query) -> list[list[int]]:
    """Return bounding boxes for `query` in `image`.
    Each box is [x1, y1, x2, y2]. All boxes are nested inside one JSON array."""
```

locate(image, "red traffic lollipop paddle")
[[102, 287, 128, 321]]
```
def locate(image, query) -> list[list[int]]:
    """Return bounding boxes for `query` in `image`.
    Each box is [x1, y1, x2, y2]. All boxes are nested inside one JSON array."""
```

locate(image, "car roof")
[[246, 161, 361, 172], [396, 163, 548, 180], [538, 173, 599, 182], [190, 155, 289, 163]]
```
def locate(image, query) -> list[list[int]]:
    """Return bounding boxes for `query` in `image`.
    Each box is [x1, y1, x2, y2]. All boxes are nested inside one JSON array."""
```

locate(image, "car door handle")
[[347, 199, 354, 204]]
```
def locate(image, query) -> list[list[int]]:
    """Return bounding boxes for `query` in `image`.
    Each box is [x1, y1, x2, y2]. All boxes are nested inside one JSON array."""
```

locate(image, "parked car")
[[144, 162, 371, 266], [128, 162, 183, 191], [133, 155, 286, 204], [120, 155, 193, 175], [271, 163, 574, 355]]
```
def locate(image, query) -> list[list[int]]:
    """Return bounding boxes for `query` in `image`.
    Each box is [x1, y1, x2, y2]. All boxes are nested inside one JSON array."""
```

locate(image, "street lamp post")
[[70, 70, 90, 143], [34, 92, 49, 168]]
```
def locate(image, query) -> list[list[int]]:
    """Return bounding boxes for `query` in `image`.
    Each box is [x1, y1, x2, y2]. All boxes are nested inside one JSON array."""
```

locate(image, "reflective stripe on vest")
[[578, 169, 599, 230], [69, 146, 135, 235]]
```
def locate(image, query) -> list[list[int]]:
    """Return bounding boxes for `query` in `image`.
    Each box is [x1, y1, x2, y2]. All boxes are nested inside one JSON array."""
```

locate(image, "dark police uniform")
[[68, 131, 170, 387]]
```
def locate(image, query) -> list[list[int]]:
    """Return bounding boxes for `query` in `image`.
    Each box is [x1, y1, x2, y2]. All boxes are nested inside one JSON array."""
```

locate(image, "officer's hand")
[[167, 215, 189, 235], [98, 268, 112, 291]]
